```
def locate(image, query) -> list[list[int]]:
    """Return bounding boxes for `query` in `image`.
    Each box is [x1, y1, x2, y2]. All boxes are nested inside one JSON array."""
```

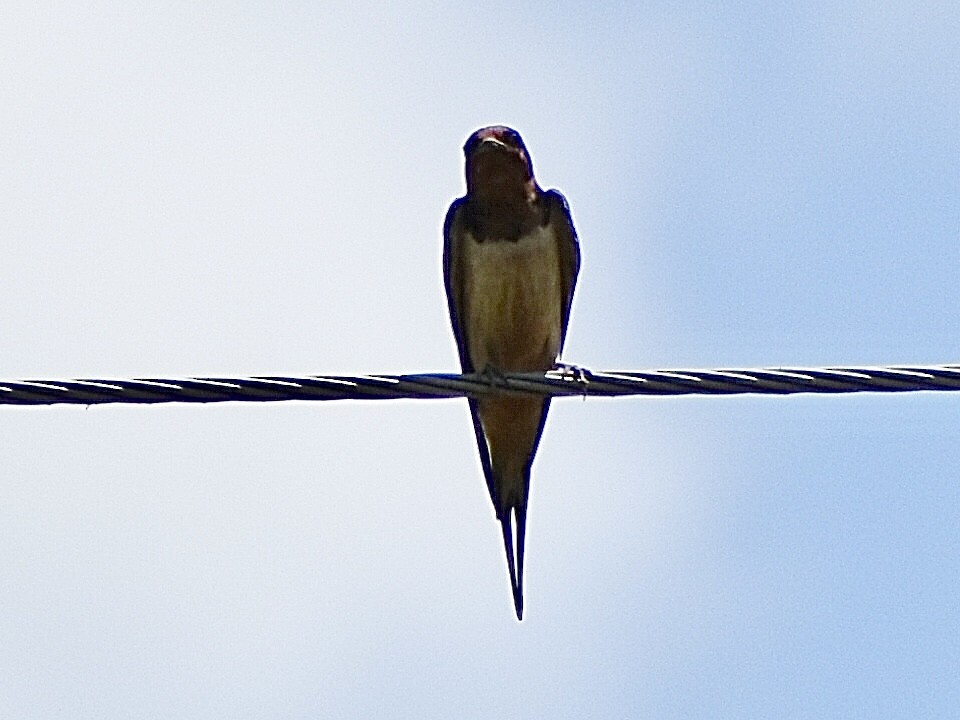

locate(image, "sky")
[[1, 1, 959, 717]]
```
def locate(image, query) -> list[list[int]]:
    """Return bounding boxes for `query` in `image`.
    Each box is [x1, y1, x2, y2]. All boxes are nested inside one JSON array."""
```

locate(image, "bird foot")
[[480, 364, 510, 388], [550, 362, 591, 396]]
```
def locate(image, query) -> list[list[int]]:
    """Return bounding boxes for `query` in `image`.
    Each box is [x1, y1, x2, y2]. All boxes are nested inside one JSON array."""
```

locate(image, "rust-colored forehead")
[[476, 126, 511, 141], [464, 125, 527, 155]]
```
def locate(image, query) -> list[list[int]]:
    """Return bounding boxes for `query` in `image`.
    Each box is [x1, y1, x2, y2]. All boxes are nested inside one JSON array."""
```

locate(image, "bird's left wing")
[[544, 189, 581, 351]]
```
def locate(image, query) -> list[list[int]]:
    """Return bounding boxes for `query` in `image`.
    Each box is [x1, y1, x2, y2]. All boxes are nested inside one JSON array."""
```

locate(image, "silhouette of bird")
[[443, 126, 580, 619]]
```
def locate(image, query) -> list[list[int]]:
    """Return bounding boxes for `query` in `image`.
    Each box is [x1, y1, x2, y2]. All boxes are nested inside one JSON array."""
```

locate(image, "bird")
[[443, 126, 580, 620]]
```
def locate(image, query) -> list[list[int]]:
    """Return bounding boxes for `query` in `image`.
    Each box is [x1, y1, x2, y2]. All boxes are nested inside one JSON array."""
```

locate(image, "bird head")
[[463, 126, 536, 204]]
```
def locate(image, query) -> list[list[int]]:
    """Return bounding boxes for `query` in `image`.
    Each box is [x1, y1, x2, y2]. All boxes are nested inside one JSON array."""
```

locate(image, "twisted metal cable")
[[3, 365, 960, 406]]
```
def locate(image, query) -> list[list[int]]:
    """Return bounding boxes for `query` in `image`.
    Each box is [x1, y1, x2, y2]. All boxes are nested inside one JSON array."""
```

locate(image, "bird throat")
[[467, 189, 540, 242]]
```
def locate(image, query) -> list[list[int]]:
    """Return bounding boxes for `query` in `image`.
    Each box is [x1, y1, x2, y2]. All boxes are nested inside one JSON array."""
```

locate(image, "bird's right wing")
[[442, 197, 474, 374], [443, 197, 496, 496]]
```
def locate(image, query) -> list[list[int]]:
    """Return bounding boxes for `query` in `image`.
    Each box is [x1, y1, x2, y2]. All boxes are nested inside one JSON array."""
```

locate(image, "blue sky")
[[1, 1, 958, 717]]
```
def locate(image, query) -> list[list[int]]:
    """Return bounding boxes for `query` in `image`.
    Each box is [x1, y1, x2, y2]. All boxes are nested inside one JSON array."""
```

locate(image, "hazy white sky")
[[2, 1, 959, 717]]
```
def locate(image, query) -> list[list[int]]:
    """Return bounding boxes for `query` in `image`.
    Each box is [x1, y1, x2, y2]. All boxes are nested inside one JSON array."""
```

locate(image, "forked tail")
[[499, 504, 527, 620]]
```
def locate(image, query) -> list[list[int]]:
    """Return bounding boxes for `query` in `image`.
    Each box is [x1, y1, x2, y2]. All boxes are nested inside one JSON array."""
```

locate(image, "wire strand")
[[3, 364, 960, 406]]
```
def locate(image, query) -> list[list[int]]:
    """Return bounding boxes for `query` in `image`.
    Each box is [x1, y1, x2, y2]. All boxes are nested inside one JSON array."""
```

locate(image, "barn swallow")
[[443, 126, 580, 619]]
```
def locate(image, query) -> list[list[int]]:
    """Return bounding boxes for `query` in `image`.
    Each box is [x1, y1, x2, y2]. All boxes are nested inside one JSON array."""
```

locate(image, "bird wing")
[[443, 197, 496, 493], [543, 189, 581, 351], [442, 197, 473, 372]]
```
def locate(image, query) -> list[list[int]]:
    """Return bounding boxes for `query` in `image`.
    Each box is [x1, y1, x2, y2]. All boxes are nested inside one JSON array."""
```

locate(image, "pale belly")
[[461, 225, 563, 373]]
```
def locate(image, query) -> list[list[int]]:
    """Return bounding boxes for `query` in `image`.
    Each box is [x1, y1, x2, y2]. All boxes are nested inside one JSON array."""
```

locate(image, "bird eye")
[[463, 135, 480, 156]]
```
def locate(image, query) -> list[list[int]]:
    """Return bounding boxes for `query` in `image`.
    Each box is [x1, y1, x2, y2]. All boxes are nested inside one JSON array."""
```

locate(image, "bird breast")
[[461, 225, 563, 373]]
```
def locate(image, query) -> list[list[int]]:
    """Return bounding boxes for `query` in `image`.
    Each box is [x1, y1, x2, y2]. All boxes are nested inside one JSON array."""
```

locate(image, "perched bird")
[[443, 126, 580, 619]]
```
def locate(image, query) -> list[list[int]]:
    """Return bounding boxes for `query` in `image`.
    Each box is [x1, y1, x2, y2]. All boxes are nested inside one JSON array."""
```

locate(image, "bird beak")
[[473, 136, 509, 156]]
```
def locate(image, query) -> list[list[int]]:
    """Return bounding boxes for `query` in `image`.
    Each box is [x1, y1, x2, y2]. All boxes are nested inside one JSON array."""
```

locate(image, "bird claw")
[[552, 362, 589, 383], [480, 364, 510, 388], [550, 362, 590, 396]]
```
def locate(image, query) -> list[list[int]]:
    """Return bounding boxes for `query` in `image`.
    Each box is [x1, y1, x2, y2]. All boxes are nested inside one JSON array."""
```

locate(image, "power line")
[[2, 364, 960, 406]]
